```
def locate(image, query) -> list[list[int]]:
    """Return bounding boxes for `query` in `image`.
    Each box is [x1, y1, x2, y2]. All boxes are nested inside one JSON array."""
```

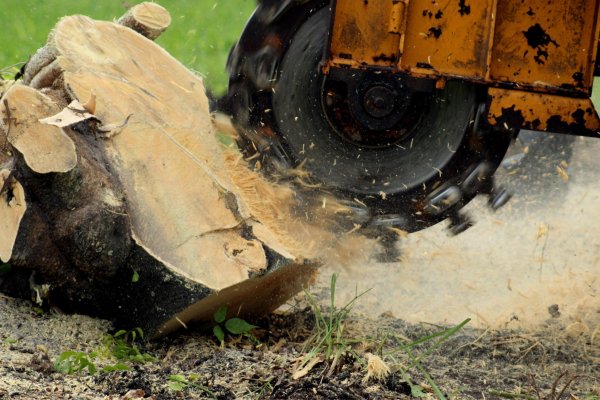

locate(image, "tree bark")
[[0, 3, 355, 338]]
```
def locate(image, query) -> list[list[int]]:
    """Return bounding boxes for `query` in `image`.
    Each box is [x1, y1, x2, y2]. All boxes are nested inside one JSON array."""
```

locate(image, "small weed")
[[3, 338, 18, 345], [167, 374, 215, 398], [212, 305, 257, 346], [54, 351, 97, 375], [297, 273, 370, 376], [381, 318, 471, 399], [31, 306, 45, 316], [100, 328, 156, 364], [250, 377, 274, 399], [54, 328, 155, 375]]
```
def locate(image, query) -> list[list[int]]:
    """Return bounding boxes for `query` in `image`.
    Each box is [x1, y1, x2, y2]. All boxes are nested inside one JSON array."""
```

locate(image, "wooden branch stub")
[[117, 2, 172, 40]]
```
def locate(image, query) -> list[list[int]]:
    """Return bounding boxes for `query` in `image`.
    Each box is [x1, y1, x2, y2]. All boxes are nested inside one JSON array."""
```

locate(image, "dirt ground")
[[0, 290, 598, 400]]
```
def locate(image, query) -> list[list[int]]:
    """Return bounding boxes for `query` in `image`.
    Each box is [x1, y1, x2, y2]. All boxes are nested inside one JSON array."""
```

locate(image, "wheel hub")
[[322, 70, 427, 148], [363, 85, 397, 119]]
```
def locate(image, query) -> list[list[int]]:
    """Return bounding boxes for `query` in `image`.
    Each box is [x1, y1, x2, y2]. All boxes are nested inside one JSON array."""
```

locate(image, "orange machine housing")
[[326, 0, 600, 135]]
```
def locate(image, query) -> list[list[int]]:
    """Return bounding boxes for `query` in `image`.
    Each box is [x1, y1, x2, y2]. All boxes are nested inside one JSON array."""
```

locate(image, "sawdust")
[[318, 133, 600, 334], [222, 147, 378, 268]]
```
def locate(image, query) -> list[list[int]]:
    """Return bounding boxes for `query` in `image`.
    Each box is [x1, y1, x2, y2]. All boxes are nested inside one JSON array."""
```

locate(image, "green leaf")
[[86, 360, 97, 375], [224, 318, 257, 335], [410, 384, 427, 398], [101, 363, 130, 373], [168, 381, 187, 392], [54, 352, 75, 374], [134, 328, 144, 340], [54, 351, 97, 375], [168, 374, 189, 384], [32, 307, 45, 316], [113, 330, 127, 338], [213, 305, 227, 324], [213, 325, 225, 343], [131, 270, 140, 283]]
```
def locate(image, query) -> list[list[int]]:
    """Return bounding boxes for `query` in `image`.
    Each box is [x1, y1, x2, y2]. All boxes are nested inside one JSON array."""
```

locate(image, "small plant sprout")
[[212, 305, 257, 346], [167, 374, 215, 398], [296, 273, 371, 377], [100, 328, 156, 364], [54, 351, 97, 375], [54, 328, 155, 376], [383, 318, 471, 400]]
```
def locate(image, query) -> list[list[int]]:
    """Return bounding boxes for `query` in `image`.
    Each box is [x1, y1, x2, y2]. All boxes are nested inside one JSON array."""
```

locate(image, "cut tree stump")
[[0, 3, 356, 338]]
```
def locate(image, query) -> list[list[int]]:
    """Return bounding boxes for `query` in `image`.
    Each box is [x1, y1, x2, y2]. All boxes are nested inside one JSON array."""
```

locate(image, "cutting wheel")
[[227, 1, 514, 232]]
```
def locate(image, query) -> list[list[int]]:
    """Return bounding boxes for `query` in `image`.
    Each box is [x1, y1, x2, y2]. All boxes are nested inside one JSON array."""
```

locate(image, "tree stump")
[[0, 3, 353, 338]]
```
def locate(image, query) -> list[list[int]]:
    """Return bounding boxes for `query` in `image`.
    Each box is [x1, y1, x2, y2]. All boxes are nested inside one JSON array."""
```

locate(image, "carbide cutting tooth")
[[488, 188, 511, 211], [448, 211, 473, 236], [424, 185, 462, 215], [461, 162, 493, 196]]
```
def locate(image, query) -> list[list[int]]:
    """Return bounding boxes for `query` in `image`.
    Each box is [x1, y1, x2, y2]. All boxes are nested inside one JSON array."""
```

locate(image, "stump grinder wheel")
[[227, 1, 514, 234]]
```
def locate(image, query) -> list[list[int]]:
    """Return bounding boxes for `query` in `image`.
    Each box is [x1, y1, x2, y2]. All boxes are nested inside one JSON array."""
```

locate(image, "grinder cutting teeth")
[[227, 0, 600, 234]]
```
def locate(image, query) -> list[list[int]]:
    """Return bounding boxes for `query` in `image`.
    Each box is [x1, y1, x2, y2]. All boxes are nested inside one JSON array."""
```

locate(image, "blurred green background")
[[1, 1, 599, 104], [0, 0, 256, 95]]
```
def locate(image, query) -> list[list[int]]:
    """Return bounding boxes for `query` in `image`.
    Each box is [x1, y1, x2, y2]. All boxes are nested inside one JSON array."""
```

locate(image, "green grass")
[[3, 1, 600, 101], [0, 0, 256, 94]]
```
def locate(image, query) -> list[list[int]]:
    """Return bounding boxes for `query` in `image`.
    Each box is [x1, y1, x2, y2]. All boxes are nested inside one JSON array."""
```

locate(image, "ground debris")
[[0, 294, 598, 399]]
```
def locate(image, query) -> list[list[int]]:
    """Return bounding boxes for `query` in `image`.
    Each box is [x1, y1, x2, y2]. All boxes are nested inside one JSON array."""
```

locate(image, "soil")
[[0, 291, 598, 400]]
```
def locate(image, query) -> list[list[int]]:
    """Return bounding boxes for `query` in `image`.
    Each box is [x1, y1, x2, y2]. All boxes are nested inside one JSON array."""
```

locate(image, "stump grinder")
[[227, 0, 600, 234]]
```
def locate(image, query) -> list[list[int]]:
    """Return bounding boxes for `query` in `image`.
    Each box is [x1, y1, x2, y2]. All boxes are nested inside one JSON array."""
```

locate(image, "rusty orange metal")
[[491, 1, 599, 94], [328, 0, 404, 70], [401, 0, 495, 79], [488, 88, 600, 135], [326, 0, 600, 135]]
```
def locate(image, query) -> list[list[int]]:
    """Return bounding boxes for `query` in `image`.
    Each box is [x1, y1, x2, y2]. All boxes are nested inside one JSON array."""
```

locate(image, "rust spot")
[[458, 0, 471, 16], [522, 23, 559, 65], [572, 72, 584, 89], [428, 26, 443, 39], [373, 53, 397, 63], [571, 108, 586, 125], [494, 105, 525, 130], [546, 114, 588, 135], [416, 62, 434, 70], [435, 11, 443, 19]]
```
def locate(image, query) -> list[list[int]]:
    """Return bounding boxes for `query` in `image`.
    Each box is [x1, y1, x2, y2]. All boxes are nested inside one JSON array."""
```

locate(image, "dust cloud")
[[316, 132, 600, 332]]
